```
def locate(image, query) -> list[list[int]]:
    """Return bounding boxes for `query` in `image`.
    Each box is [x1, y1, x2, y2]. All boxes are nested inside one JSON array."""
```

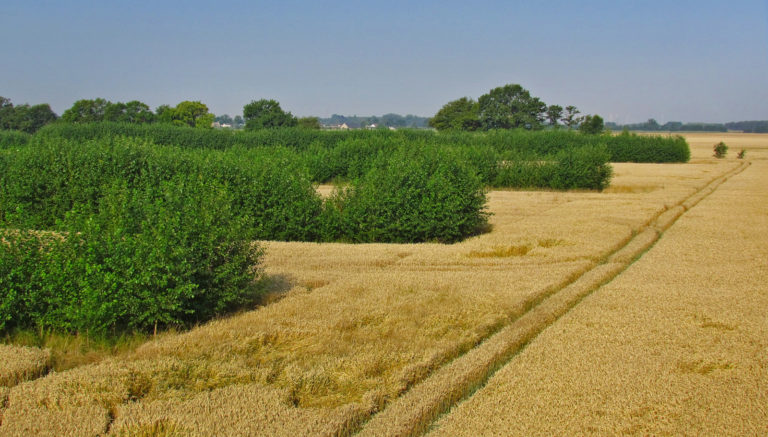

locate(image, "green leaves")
[[477, 84, 547, 130], [328, 146, 489, 243], [243, 99, 298, 130]]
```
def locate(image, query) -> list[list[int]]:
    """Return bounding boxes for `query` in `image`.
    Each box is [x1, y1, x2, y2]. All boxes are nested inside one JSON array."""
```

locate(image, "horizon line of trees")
[[3, 94, 767, 135], [605, 119, 768, 133], [428, 83, 605, 134], [0, 97, 58, 133], [319, 113, 430, 129]]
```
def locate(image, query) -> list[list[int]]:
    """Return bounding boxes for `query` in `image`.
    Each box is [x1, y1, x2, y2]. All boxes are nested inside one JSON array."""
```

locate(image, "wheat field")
[[0, 133, 765, 435], [428, 133, 768, 435]]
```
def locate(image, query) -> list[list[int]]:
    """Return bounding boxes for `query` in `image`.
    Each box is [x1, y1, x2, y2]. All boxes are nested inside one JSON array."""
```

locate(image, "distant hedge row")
[[36, 122, 689, 163], [32, 124, 616, 190]]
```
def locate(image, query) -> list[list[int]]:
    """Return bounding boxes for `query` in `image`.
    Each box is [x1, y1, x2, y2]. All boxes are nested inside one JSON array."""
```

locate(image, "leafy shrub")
[[301, 138, 388, 183], [329, 147, 488, 243], [548, 145, 613, 190], [0, 177, 263, 335], [713, 141, 728, 158], [607, 131, 690, 163], [737, 149, 746, 159], [0, 130, 31, 149], [0, 137, 325, 241], [492, 145, 612, 191]]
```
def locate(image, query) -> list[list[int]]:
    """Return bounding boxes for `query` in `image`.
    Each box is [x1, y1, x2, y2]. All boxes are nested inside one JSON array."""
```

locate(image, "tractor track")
[[352, 161, 750, 437]]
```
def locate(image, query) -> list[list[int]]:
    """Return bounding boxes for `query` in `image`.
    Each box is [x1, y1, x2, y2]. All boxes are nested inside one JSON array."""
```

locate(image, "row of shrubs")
[[36, 122, 690, 163], [0, 136, 489, 241], [0, 136, 489, 334], [27, 126, 616, 190]]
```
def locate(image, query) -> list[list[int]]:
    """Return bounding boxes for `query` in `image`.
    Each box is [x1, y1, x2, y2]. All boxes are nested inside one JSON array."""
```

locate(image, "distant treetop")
[[429, 84, 591, 133]]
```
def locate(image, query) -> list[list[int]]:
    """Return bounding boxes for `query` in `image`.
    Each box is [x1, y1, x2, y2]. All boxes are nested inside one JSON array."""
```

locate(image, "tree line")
[[428, 83, 604, 134], [319, 114, 430, 129], [605, 119, 768, 133], [0, 96, 323, 134], [0, 97, 58, 133]]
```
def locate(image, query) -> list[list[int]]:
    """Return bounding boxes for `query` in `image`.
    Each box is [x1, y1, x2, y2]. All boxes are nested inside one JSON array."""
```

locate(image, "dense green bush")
[[0, 130, 30, 149], [713, 141, 728, 158], [549, 145, 613, 190], [607, 131, 690, 162], [0, 177, 263, 335], [328, 146, 489, 243], [491, 145, 612, 191], [0, 137, 325, 240]]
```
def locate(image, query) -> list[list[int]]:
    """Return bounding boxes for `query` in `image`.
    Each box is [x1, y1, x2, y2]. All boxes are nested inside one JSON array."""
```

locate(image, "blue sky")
[[2, 0, 766, 123]]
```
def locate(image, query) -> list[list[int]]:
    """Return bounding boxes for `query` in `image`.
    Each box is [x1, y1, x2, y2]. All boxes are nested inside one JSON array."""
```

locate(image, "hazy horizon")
[[2, 0, 766, 124]]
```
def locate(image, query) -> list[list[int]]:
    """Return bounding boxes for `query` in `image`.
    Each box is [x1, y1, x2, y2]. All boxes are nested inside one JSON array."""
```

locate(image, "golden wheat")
[[0, 344, 51, 388], [428, 145, 768, 436]]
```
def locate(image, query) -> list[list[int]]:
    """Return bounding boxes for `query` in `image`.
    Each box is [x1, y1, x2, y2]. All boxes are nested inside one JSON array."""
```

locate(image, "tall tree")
[[173, 101, 214, 128], [215, 114, 234, 125], [61, 98, 109, 123], [429, 97, 480, 131], [103, 101, 127, 122], [13, 104, 58, 133], [561, 105, 581, 129], [243, 99, 297, 130], [124, 101, 155, 123], [0, 97, 58, 132], [0, 97, 15, 130], [477, 84, 546, 130], [155, 104, 174, 123], [546, 105, 563, 127], [578, 114, 605, 134]]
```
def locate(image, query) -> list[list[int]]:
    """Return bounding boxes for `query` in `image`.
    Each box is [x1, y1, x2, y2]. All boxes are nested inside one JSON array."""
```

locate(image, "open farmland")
[[1, 133, 765, 435], [427, 133, 768, 436]]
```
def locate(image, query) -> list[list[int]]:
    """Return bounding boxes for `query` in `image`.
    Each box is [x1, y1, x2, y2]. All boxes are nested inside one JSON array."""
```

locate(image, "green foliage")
[[328, 146, 489, 243], [725, 120, 768, 133], [546, 105, 563, 127], [0, 136, 325, 241], [61, 98, 110, 123], [578, 115, 605, 135], [611, 119, 729, 132], [713, 141, 728, 158], [0, 97, 58, 133], [36, 122, 690, 166], [607, 131, 690, 162], [561, 105, 581, 129], [297, 116, 321, 130], [61, 98, 156, 125], [0, 177, 263, 335], [737, 149, 746, 159], [429, 97, 480, 131], [243, 99, 298, 130], [165, 101, 214, 128], [477, 84, 547, 130], [0, 130, 31, 149], [492, 146, 612, 191], [321, 113, 430, 129]]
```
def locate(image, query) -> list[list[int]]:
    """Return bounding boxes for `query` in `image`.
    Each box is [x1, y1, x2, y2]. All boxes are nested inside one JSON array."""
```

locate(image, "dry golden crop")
[[1, 133, 765, 435], [0, 344, 51, 388], [428, 137, 768, 436]]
